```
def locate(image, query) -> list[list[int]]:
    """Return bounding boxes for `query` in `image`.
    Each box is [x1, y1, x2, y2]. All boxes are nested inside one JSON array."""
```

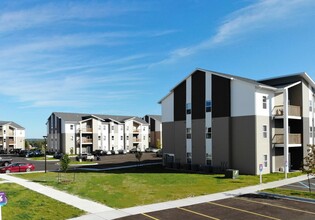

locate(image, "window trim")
[[262, 125, 267, 138], [262, 96, 267, 109]]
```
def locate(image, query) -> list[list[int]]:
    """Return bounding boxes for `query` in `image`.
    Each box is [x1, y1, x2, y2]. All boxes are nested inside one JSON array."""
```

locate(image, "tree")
[[60, 154, 71, 173], [302, 145, 315, 193], [135, 151, 143, 165]]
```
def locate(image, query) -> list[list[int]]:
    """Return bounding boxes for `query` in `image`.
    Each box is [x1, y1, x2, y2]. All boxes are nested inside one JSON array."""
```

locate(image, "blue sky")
[[1, 0, 315, 138]]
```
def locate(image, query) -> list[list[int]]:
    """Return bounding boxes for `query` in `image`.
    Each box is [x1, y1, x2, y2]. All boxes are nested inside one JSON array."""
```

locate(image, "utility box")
[[225, 169, 239, 179]]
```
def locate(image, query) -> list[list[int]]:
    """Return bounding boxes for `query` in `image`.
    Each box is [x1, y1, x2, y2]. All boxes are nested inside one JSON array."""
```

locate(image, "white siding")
[[231, 80, 255, 117], [161, 93, 174, 122], [255, 91, 273, 117]]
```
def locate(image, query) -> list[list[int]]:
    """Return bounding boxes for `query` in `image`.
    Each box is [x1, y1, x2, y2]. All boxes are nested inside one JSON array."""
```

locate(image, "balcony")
[[133, 129, 140, 133], [81, 128, 92, 133], [273, 105, 301, 118], [133, 138, 141, 142], [81, 138, 93, 144], [272, 133, 301, 146]]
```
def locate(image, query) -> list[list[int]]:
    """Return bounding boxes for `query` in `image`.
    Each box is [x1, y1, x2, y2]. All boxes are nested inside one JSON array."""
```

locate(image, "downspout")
[[283, 88, 289, 179]]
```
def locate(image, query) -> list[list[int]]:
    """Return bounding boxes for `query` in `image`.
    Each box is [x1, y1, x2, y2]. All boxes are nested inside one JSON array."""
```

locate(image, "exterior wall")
[[162, 93, 174, 123], [192, 119, 206, 164], [231, 80, 255, 117], [212, 117, 230, 168], [231, 116, 256, 174]]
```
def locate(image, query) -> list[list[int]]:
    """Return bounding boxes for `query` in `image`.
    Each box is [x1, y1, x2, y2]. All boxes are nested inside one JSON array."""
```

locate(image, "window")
[[121, 126, 123, 130], [187, 152, 192, 164], [310, 127, 313, 138], [143, 136, 146, 140], [206, 153, 212, 165], [186, 128, 192, 139], [186, 103, 191, 114], [111, 126, 114, 130], [264, 155, 268, 167], [206, 100, 212, 112], [104, 136, 106, 140], [143, 127, 145, 131], [120, 136, 123, 140], [310, 100, 313, 112], [263, 125, 267, 138], [206, 127, 212, 139], [71, 136, 74, 141], [262, 96, 267, 109], [70, 125, 74, 130], [111, 136, 114, 140], [99, 125, 101, 130], [127, 136, 129, 140], [104, 126, 106, 130], [98, 136, 101, 140], [127, 126, 129, 131]]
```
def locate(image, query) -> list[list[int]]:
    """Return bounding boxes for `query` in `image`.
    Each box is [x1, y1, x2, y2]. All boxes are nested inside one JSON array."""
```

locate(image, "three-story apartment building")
[[46, 112, 149, 154], [159, 69, 315, 175], [143, 115, 162, 149], [0, 121, 25, 152]]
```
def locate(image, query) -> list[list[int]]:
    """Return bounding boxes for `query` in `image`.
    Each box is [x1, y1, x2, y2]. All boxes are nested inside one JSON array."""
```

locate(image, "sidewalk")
[[1, 173, 311, 220], [0, 174, 114, 214], [70, 174, 310, 220]]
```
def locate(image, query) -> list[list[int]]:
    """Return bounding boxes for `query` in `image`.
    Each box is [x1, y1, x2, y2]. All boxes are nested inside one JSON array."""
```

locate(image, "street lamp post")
[[43, 136, 47, 173]]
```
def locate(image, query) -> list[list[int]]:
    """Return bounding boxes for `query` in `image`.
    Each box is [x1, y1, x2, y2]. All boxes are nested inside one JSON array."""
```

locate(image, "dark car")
[[53, 152, 63, 159], [129, 147, 139, 153], [92, 150, 106, 156], [0, 162, 35, 173]]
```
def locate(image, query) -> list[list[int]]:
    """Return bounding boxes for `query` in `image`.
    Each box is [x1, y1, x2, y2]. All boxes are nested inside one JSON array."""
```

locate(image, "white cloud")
[[157, 0, 315, 64], [0, 2, 141, 33]]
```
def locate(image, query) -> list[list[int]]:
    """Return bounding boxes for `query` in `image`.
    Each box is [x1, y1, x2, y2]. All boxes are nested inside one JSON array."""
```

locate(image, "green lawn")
[[27, 157, 58, 161], [16, 165, 303, 208], [0, 183, 85, 220], [263, 188, 315, 200]]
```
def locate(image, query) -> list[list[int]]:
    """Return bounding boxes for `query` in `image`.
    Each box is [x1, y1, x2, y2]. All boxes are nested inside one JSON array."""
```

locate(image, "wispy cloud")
[[0, 2, 142, 33], [157, 0, 315, 64]]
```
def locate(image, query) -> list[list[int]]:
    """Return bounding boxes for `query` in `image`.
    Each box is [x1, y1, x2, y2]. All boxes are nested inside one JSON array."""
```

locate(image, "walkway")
[[0, 173, 311, 220], [0, 174, 114, 214]]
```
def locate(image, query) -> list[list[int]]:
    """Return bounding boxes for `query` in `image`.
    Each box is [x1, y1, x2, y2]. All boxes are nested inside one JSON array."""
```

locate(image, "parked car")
[[92, 150, 106, 156], [76, 153, 94, 161], [53, 152, 63, 159], [156, 149, 163, 157], [110, 150, 119, 155], [118, 149, 127, 154], [0, 162, 35, 173], [105, 151, 112, 155], [0, 157, 12, 166], [129, 147, 139, 153], [145, 147, 159, 153]]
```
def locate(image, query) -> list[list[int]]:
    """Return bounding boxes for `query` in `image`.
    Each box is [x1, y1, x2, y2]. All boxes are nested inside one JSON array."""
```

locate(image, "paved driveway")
[[118, 193, 315, 220]]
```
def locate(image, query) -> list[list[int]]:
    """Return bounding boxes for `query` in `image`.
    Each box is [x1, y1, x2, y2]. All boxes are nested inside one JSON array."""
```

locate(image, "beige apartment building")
[[0, 121, 25, 152], [46, 112, 149, 154]]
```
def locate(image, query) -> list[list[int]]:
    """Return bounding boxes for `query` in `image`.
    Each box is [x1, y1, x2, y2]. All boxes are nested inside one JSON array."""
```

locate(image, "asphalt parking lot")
[[118, 193, 315, 220], [0, 152, 161, 171], [279, 177, 315, 192]]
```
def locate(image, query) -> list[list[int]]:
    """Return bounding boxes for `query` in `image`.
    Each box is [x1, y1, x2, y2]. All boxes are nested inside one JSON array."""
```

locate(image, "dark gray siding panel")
[[212, 75, 231, 118], [212, 117, 230, 168], [192, 119, 206, 164], [174, 81, 186, 121], [150, 118, 156, 132], [174, 121, 187, 163], [192, 70, 205, 120], [162, 122, 175, 154], [231, 116, 256, 174]]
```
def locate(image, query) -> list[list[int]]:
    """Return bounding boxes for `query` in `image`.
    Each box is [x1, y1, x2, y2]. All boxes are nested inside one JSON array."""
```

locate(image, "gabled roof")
[[0, 121, 24, 129], [158, 68, 277, 103], [145, 115, 162, 122], [158, 68, 314, 104], [50, 112, 148, 124]]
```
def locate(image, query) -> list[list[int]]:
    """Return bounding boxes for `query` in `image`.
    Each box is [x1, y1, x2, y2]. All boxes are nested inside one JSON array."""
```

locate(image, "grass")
[[263, 188, 315, 200], [27, 157, 58, 161], [16, 165, 303, 208], [0, 183, 85, 220]]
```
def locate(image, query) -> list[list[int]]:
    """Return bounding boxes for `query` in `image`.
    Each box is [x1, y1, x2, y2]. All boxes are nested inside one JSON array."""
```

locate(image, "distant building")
[[46, 112, 149, 154], [143, 115, 162, 149], [159, 68, 315, 175], [0, 121, 25, 152]]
